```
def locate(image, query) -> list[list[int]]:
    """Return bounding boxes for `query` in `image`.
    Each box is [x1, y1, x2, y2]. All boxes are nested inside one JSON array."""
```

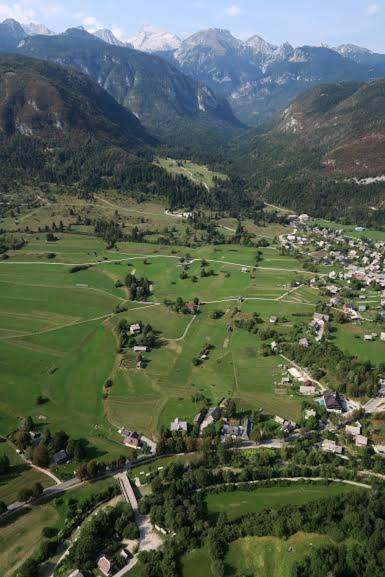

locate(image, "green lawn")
[[226, 533, 334, 577], [182, 533, 335, 577], [206, 482, 357, 521]]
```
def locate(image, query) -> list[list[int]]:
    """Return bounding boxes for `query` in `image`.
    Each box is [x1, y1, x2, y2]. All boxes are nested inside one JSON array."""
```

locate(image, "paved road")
[[113, 473, 163, 577]]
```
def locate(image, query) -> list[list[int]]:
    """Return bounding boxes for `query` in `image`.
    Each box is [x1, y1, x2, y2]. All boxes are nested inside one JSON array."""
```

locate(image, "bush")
[[42, 526, 59, 538]]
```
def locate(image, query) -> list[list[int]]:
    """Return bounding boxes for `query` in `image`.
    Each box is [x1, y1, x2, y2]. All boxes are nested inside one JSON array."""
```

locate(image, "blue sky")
[[1, 0, 385, 51]]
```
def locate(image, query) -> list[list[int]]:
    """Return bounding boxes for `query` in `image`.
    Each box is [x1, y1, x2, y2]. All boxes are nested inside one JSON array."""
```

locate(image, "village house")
[[300, 385, 317, 396], [133, 345, 148, 352], [97, 555, 113, 576], [68, 570, 84, 577], [222, 418, 252, 441], [170, 418, 188, 433], [321, 439, 343, 455], [185, 302, 199, 314], [121, 430, 141, 449], [120, 548, 132, 564], [355, 435, 368, 447], [194, 412, 204, 426], [346, 423, 361, 437], [130, 323, 141, 335], [305, 409, 317, 420], [52, 450, 69, 466], [29, 430, 41, 445], [323, 390, 344, 413], [200, 407, 221, 432], [314, 312, 330, 323], [271, 340, 279, 353]]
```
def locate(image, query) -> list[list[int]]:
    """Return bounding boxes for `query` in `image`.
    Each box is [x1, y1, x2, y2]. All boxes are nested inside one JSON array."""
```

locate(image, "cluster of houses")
[[25, 429, 69, 468], [170, 399, 253, 441], [281, 222, 385, 301]]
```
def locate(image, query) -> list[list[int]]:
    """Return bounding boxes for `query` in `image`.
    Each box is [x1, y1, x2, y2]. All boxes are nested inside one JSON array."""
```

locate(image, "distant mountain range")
[[1, 18, 385, 129], [10, 27, 240, 152], [160, 28, 385, 125]]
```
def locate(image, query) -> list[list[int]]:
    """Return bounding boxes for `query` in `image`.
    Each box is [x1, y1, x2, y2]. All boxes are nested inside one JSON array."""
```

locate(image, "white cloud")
[[225, 4, 242, 17], [82, 16, 102, 32], [0, 2, 36, 22], [368, 3, 382, 16], [73, 12, 103, 32]]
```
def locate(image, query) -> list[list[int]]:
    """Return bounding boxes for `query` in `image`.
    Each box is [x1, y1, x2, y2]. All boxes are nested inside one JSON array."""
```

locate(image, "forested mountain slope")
[[230, 80, 385, 222]]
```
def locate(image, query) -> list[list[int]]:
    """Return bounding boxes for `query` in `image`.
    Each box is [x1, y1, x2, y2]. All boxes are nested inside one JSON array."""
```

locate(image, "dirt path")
[[165, 315, 197, 342]]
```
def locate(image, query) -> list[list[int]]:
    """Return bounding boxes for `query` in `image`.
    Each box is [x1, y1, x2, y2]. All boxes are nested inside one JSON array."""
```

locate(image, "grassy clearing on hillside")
[[206, 482, 357, 521], [155, 157, 227, 190]]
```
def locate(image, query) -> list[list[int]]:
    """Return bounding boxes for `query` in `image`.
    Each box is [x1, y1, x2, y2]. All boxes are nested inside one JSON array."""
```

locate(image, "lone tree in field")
[[0, 454, 10, 475]]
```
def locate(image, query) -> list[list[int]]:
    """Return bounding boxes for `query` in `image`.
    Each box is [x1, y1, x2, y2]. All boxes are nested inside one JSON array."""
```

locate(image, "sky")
[[1, 0, 385, 52]]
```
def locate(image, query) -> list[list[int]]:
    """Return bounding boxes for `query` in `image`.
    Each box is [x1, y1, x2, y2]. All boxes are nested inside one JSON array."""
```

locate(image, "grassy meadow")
[[0, 205, 317, 454], [206, 482, 357, 521]]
